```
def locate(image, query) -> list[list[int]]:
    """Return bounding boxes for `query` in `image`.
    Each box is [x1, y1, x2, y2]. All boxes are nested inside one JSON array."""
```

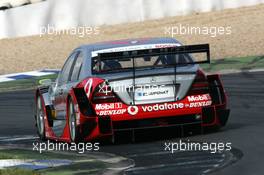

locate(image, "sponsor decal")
[[127, 106, 139, 115], [142, 102, 184, 112], [95, 103, 123, 110], [189, 101, 212, 108], [187, 94, 211, 102], [185, 94, 212, 108], [155, 43, 180, 48], [141, 94, 212, 112], [97, 109, 126, 116], [91, 43, 181, 57], [95, 103, 125, 116], [135, 85, 174, 101], [94, 94, 212, 116], [138, 90, 169, 97]]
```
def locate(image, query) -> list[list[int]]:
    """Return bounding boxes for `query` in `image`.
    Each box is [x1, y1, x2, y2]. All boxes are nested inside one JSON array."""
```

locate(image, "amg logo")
[[187, 94, 210, 102]]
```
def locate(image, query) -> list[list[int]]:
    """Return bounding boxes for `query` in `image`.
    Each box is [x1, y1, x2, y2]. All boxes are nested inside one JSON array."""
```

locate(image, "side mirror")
[[39, 79, 52, 86]]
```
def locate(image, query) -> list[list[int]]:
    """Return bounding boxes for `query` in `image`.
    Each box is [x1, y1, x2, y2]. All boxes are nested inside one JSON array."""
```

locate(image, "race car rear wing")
[[95, 43, 210, 67], [94, 44, 210, 104]]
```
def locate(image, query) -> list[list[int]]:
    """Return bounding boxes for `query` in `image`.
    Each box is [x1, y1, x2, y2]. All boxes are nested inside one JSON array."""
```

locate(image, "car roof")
[[77, 37, 181, 51]]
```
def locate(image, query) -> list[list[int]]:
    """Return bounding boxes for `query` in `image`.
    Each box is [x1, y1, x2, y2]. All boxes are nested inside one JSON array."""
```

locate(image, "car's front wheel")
[[36, 95, 46, 140]]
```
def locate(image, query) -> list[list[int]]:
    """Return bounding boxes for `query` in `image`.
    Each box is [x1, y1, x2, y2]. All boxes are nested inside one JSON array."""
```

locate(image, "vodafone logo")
[[142, 103, 184, 112], [127, 106, 139, 115]]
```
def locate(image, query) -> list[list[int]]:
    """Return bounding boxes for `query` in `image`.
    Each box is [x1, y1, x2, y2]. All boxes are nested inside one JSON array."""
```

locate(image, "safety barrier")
[[0, 0, 263, 39]]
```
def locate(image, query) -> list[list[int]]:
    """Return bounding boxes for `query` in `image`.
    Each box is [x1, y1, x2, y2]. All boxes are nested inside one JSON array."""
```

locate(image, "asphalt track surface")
[[0, 71, 264, 175]]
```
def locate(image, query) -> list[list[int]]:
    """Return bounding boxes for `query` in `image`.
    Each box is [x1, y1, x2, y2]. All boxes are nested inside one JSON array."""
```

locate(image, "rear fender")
[[66, 77, 106, 140], [207, 74, 227, 105], [76, 77, 105, 100], [67, 77, 105, 117], [206, 74, 230, 126]]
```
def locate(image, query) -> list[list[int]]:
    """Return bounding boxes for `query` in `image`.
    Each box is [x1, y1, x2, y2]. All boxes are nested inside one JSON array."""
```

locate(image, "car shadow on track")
[[101, 124, 222, 145]]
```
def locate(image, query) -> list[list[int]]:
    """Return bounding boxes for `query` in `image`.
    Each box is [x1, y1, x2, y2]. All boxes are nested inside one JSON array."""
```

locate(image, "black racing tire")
[[36, 95, 46, 141], [68, 98, 81, 143]]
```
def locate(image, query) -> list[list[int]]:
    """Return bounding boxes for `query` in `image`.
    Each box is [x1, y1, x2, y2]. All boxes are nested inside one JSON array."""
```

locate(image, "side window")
[[58, 52, 77, 85], [71, 52, 84, 82]]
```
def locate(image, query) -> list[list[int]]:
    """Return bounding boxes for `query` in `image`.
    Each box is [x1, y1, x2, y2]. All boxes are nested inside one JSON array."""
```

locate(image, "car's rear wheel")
[[68, 99, 81, 142], [36, 95, 46, 140]]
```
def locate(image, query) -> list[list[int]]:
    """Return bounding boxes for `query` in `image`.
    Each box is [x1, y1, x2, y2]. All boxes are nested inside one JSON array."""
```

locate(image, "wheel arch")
[[68, 87, 95, 116]]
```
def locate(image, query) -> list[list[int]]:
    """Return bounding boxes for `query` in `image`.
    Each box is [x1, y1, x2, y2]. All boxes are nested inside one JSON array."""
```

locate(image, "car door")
[[54, 52, 78, 119]]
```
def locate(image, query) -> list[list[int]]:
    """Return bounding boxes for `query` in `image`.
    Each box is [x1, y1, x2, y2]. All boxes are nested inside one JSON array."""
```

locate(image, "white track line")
[[126, 162, 218, 172], [0, 135, 37, 142]]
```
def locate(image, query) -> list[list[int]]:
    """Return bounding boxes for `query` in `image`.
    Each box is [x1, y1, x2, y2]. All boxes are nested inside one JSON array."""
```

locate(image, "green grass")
[[40, 161, 105, 175], [0, 168, 40, 175], [201, 55, 264, 72], [0, 74, 57, 92], [0, 149, 107, 175], [0, 149, 83, 160]]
